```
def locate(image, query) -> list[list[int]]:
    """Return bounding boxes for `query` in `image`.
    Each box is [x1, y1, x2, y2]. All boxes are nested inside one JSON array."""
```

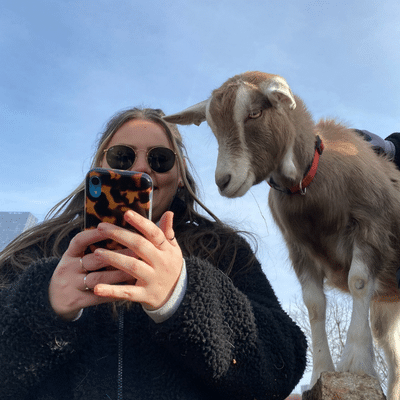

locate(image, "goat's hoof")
[[337, 355, 377, 378]]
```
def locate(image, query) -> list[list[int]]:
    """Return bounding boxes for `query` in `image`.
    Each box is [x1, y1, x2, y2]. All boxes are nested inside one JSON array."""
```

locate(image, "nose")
[[216, 173, 231, 192], [132, 151, 152, 174]]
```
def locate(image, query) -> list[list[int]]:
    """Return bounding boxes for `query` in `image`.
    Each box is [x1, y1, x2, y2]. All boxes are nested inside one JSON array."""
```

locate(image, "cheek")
[[151, 173, 179, 220], [157, 173, 179, 194], [99, 154, 107, 168]]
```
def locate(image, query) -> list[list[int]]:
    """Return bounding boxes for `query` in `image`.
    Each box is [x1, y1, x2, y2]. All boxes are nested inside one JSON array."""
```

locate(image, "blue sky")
[[2, 0, 400, 392]]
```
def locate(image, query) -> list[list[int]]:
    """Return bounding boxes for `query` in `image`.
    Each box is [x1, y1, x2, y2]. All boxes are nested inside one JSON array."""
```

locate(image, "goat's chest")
[[268, 191, 351, 260], [270, 192, 343, 233]]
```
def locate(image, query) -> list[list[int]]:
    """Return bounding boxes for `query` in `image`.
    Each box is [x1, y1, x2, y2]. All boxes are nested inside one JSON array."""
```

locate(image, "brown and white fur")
[[164, 71, 400, 399]]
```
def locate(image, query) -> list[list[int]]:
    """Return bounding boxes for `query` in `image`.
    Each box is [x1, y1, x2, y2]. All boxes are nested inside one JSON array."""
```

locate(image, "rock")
[[302, 371, 386, 400]]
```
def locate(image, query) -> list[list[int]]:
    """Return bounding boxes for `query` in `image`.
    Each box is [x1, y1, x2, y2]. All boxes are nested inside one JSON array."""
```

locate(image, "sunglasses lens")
[[148, 147, 176, 173], [106, 145, 135, 170]]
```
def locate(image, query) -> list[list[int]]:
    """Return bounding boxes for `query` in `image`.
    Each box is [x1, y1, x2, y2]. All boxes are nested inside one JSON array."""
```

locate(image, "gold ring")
[[80, 257, 88, 273], [83, 274, 91, 291]]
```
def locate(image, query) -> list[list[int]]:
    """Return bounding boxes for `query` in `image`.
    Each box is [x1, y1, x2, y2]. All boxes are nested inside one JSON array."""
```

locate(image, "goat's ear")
[[163, 100, 208, 126], [260, 77, 296, 110]]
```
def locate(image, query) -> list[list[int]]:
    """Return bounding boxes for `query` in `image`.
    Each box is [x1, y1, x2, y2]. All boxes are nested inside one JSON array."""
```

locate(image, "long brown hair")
[[0, 108, 255, 286]]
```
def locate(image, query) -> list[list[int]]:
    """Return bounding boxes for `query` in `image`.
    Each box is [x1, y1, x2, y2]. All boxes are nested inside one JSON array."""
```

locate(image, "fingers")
[[82, 268, 135, 291], [124, 210, 174, 246], [94, 211, 177, 256], [80, 248, 137, 273], [79, 250, 136, 290], [93, 249, 154, 282], [66, 228, 109, 257], [94, 283, 146, 303], [97, 216, 166, 264], [49, 231, 135, 320], [50, 257, 133, 321], [66, 210, 175, 262], [159, 211, 176, 243], [75, 210, 183, 309]]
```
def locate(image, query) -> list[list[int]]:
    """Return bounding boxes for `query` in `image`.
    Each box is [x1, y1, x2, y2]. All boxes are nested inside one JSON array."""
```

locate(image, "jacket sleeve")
[[386, 132, 400, 170], [148, 238, 307, 400], [0, 257, 83, 399]]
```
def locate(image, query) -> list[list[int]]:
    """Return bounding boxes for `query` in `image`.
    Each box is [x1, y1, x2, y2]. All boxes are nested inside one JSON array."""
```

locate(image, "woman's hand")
[[49, 210, 182, 320], [49, 229, 134, 321], [93, 210, 183, 310]]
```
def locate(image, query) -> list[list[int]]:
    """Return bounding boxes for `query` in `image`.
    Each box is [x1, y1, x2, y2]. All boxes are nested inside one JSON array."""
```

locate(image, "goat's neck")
[[270, 123, 317, 190]]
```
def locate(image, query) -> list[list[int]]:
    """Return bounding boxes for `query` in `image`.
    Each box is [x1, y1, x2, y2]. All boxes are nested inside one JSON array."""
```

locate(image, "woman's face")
[[101, 119, 181, 222]]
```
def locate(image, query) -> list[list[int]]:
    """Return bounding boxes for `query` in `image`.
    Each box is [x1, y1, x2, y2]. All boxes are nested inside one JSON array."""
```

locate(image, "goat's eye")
[[248, 110, 262, 119]]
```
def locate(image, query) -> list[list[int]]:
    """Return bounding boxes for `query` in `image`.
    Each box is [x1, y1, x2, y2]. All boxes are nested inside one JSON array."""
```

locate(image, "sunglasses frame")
[[103, 144, 177, 173]]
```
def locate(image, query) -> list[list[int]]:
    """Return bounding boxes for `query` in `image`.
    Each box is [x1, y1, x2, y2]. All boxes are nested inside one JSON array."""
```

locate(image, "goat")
[[164, 71, 400, 399]]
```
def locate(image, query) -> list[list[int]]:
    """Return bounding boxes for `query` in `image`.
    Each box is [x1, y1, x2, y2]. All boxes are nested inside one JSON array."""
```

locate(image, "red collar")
[[269, 136, 324, 195]]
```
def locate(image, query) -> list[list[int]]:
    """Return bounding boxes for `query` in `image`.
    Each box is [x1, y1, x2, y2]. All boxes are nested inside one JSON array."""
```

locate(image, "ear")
[[163, 99, 209, 126], [260, 76, 296, 110]]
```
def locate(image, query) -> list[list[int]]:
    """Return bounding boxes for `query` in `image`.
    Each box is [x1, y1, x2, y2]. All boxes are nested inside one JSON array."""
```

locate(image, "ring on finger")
[[83, 274, 91, 291], [80, 257, 88, 274]]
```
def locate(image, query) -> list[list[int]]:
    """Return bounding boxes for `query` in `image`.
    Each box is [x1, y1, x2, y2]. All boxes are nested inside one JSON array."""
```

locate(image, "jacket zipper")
[[117, 308, 124, 400]]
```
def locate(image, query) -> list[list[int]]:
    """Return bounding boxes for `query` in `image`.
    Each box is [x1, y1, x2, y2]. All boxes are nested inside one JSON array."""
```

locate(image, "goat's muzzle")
[[216, 174, 231, 193]]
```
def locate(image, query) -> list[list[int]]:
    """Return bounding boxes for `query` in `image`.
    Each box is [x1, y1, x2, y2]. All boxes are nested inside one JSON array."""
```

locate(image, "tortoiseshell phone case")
[[84, 168, 153, 254]]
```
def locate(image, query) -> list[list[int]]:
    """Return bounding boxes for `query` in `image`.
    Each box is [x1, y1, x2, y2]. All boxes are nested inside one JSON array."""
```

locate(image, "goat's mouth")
[[217, 171, 255, 198]]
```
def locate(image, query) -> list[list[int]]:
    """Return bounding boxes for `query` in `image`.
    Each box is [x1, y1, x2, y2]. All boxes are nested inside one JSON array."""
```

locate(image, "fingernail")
[[93, 285, 104, 296], [124, 210, 134, 220]]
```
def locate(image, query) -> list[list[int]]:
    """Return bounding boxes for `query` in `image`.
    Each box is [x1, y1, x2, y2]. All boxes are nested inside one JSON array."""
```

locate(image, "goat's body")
[[269, 116, 400, 300], [268, 115, 400, 393], [164, 71, 400, 399]]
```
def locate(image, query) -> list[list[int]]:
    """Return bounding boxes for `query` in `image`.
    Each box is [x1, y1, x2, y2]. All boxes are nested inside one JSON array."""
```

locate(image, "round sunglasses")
[[103, 145, 176, 173]]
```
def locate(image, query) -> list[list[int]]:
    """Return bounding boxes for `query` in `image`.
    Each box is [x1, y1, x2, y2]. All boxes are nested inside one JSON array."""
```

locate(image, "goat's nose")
[[216, 174, 231, 191]]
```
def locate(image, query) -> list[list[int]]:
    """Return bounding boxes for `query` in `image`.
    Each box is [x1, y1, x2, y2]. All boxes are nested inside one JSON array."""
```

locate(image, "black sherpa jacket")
[[0, 203, 307, 399], [386, 132, 400, 169]]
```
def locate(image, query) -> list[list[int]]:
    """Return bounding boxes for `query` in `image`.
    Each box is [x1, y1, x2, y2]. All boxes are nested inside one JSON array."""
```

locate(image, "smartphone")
[[84, 168, 153, 253]]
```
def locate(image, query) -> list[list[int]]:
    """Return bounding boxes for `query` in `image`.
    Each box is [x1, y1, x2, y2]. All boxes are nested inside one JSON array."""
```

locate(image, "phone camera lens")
[[89, 175, 102, 198], [91, 177, 100, 186]]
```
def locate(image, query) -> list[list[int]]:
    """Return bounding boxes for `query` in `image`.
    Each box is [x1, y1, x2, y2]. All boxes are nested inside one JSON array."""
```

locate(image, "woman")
[[0, 108, 307, 399]]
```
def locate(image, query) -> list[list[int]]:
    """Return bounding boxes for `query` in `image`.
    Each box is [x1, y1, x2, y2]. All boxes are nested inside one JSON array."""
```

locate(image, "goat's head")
[[164, 71, 297, 198]]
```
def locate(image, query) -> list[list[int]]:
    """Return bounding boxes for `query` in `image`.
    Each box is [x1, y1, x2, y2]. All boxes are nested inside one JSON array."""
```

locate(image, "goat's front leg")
[[301, 274, 335, 387], [337, 245, 378, 378]]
